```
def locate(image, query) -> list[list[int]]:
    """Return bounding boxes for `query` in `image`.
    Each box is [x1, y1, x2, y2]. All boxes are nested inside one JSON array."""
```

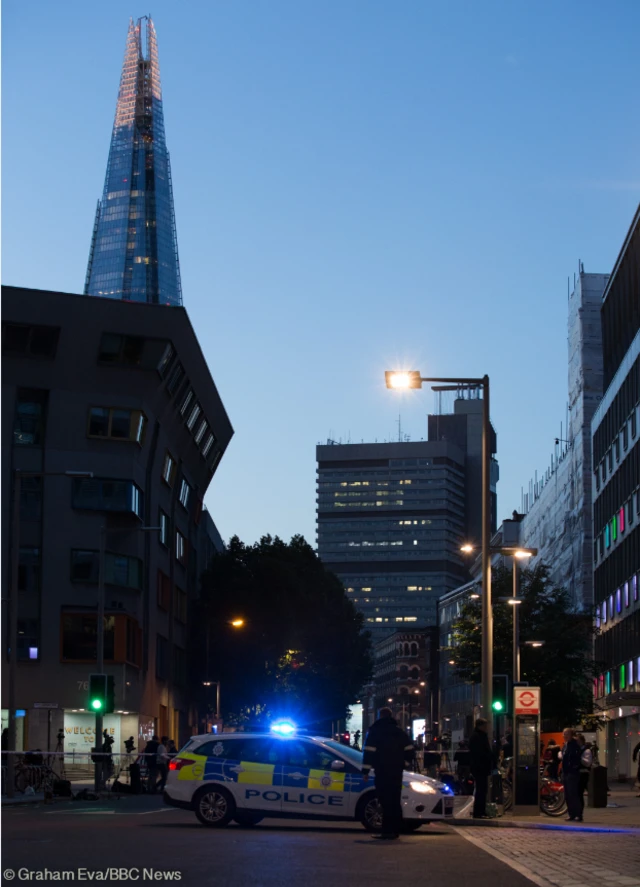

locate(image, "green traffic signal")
[[492, 700, 504, 712], [91, 698, 103, 711]]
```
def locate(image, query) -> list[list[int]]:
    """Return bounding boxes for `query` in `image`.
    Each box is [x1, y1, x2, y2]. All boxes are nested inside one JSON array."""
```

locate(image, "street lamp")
[[7, 469, 94, 799], [387, 370, 492, 731]]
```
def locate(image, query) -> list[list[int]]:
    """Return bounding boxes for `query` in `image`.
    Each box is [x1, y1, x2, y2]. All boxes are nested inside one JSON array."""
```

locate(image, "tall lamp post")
[[94, 524, 160, 791], [7, 469, 93, 799], [386, 371, 493, 732]]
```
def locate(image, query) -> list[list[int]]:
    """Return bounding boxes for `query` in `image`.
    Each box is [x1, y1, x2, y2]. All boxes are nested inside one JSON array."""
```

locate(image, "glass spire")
[[84, 17, 182, 306]]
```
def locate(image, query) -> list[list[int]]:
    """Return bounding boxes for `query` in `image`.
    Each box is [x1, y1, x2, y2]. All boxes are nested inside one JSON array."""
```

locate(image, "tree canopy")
[[449, 563, 598, 729], [192, 534, 372, 732]]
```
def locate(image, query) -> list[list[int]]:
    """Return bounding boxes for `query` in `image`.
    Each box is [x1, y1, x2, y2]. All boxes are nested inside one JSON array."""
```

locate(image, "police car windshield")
[[322, 740, 364, 767]]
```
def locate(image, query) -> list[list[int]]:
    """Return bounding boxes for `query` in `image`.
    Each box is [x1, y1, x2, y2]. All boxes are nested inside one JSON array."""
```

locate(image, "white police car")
[[163, 723, 455, 830]]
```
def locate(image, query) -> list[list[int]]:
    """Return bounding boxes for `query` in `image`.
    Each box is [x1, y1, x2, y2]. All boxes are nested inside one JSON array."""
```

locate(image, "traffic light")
[[492, 674, 510, 714], [88, 674, 115, 714]]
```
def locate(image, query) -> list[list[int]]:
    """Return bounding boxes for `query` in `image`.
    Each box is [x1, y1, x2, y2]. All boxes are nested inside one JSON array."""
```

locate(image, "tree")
[[449, 563, 598, 729], [192, 534, 372, 732]]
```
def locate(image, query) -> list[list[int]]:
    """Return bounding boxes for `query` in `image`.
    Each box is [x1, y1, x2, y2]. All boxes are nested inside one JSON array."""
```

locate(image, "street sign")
[[514, 687, 540, 715], [33, 703, 59, 709]]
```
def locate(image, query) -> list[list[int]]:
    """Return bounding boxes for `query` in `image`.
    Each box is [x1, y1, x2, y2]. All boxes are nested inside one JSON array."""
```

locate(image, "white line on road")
[[451, 826, 552, 887], [137, 808, 172, 814]]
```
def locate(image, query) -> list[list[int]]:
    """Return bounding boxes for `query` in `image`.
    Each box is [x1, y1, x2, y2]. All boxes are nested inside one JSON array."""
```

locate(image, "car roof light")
[[271, 721, 296, 736]]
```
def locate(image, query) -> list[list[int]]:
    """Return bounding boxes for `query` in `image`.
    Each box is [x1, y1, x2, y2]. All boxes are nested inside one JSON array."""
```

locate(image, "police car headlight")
[[409, 781, 436, 794]]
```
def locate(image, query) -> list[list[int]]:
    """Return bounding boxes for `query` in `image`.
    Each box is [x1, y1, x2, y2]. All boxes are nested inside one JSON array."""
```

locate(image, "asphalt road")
[[2, 796, 533, 887]]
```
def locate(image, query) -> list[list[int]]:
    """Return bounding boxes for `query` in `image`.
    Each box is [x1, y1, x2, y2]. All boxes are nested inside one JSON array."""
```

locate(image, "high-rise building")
[[316, 396, 497, 643], [84, 16, 182, 306], [591, 204, 640, 779]]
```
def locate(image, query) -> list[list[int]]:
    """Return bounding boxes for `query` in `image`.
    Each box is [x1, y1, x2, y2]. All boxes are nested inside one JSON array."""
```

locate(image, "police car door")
[[281, 740, 352, 817], [225, 737, 284, 815]]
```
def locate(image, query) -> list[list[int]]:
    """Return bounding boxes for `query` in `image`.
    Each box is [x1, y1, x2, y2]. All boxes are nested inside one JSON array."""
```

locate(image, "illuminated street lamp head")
[[387, 697, 393, 703], [385, 370, 422, 390], [230, 619, 244, 628], [507, 598, 523, 605], [525, 640, 545, 647], [460, 544, 475, 554], [514, 549, 535, 559]]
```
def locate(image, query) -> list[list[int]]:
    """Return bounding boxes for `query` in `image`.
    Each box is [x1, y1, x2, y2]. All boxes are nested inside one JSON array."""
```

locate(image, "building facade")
[[364, 631, 428, 737], [518, 271, 608, 612], [316, 396, 497, 643], [1, 286, 233, 754], [84, 16, 182, 306], [591, 205, 640, 779]]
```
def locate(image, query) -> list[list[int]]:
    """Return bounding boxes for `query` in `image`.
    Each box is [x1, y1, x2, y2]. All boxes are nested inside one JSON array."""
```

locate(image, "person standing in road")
[[632, 739, 640, 797], [156, 736, 170, 793], [561, 728, 582, 821], [576, 733, 592, 816], [362, 707, 414, 840], [143, 734, 160, 794], [469, 718, 492, 819]]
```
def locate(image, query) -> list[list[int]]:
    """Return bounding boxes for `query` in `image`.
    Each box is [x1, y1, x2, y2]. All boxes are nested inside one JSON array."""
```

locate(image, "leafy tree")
[[192, 534, 372, 732], [449, 563, 598, 729]]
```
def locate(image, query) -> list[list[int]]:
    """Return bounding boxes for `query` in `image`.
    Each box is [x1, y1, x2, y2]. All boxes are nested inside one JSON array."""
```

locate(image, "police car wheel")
[[358, 793, 383, 832], [193, 786, 235, 827]]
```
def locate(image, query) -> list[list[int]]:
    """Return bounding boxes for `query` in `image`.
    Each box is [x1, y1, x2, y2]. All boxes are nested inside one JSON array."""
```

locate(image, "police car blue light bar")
[[270, 720, 296, 735]]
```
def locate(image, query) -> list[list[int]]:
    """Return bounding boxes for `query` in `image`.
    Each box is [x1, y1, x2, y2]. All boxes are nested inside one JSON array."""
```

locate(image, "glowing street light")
[[230, 619, 245, 628]]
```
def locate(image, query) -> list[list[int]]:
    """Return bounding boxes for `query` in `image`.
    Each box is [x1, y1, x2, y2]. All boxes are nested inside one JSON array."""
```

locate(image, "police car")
[[163, 723, 455, 830]]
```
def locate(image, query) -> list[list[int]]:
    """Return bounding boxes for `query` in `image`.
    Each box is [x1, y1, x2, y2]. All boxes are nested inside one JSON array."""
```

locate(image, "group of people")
[[141, 735, 178, 794]]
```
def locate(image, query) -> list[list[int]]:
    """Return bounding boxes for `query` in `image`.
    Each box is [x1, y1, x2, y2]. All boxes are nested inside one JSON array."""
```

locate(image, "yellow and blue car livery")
[[164, 732, 455, 829]]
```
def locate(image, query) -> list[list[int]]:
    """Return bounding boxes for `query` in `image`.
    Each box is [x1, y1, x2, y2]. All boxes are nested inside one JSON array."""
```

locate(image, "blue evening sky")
[[3, 1, 639, 546]]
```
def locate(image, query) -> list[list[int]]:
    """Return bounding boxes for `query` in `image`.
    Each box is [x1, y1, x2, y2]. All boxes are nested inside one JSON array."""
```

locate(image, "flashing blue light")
[[441, 784, 454, 795], [271, 721, 296, 736]]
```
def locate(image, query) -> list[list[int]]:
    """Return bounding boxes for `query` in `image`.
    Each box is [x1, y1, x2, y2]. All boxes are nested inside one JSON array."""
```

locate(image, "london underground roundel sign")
[[514, 687, 540, 716]]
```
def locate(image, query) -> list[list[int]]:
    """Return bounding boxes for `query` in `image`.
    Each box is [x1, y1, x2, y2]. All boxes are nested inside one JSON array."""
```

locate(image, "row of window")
[[158, 345, 218, 465], [367, 616, 419, 623], [324, 499, 459, 509], [594, 406, 638, 492], [3, 323, 60, 360], [594, 658, 640, 697], [595, 574, 639, 629], [594, 494, 639, 563]]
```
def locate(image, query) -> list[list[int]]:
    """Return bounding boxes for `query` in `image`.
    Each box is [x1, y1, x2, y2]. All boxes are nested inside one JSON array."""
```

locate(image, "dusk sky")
[[3, 0, 639, 547]]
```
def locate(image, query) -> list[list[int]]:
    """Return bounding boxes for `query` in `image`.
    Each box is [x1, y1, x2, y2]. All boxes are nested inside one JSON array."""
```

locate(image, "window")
[[180, 389, 194, 416], [178, 479, 190, 510], [624, 581, 630, 608], [126, 618, 141, 666], [622, 423, 629, 452], [194, 739, 246, 760], [17, 618, 40, 661], [157, 343, 175, 378], [156, 635, 168, 680], [174, 586, 187, 624], [20, 477, 42, 521], [284, 741, 341, 771], [18, 548, 41, 594], [175, 531, 187, 565], [595, 605, 601, 629], [72, 478, 143, 518], [608, 449, 613, 472], [14, 389, 48, 446], [98, 333, 169, 369], [166, 363, 185, 396], [173, 645, 187, 685], [186, 403, 201, 431], [194, 420, 208, 446], [162, 452, 177, 487], [632, 410, 637, 440], [70, 549, 141, 588], [61, 614, 115, 661], [159, 510, 170, 547], [202, 433, 215, 458], [3, 323, 59, 359], [87, 407, 146, 443], [157, 570, 171, 611]]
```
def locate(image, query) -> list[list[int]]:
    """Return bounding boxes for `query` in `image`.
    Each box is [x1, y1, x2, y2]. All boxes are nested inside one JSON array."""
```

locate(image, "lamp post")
[[202, 618, 244, 733], [94, 524, 160, 791], [386, 371, 493, 732], [7, 469, 93, 799]]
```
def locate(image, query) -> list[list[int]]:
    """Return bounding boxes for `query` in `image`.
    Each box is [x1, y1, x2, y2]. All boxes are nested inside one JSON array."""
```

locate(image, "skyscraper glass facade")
[[84, 17, 182, 306]]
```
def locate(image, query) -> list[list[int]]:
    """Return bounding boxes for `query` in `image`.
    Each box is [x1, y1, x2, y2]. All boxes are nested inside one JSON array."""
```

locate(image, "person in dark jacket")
[[362, 708, 414, 840], [633, 740, 640, 797], [561, 728, 582, 821], [469, 718, 492, 818], [143, 735, 160, 794]]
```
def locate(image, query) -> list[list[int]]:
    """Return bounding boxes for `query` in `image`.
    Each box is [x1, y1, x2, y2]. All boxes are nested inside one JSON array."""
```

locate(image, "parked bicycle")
[[500, 757, 567, 817]]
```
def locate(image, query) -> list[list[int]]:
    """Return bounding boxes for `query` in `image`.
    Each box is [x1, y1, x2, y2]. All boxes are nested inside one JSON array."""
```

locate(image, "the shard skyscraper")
[[84, 16, 182, 306]]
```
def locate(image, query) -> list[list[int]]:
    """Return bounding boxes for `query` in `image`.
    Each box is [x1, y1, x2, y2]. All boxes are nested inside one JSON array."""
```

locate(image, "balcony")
[[72, 478, 143, 519]]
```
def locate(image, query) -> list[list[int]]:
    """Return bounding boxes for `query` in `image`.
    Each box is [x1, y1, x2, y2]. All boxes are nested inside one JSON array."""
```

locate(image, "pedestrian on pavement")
[[156, 736, 170, 793], [423, 741, 440, 778], [353, 730, 361, 751], [576, 733, 592, 816], [362, 707, 414, 840], [632, 739, 640, 797], [560, 728, 582, 821], [143, 734, 160, 794], [469, 718, 492, 819], [167, 739, 178, 757]]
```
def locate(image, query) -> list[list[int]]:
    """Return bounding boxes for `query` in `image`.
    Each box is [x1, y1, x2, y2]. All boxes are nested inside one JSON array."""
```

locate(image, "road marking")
[[137, 808, 172, 815], [452, 826, 551, 887], [45, 809, 116, 815]]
